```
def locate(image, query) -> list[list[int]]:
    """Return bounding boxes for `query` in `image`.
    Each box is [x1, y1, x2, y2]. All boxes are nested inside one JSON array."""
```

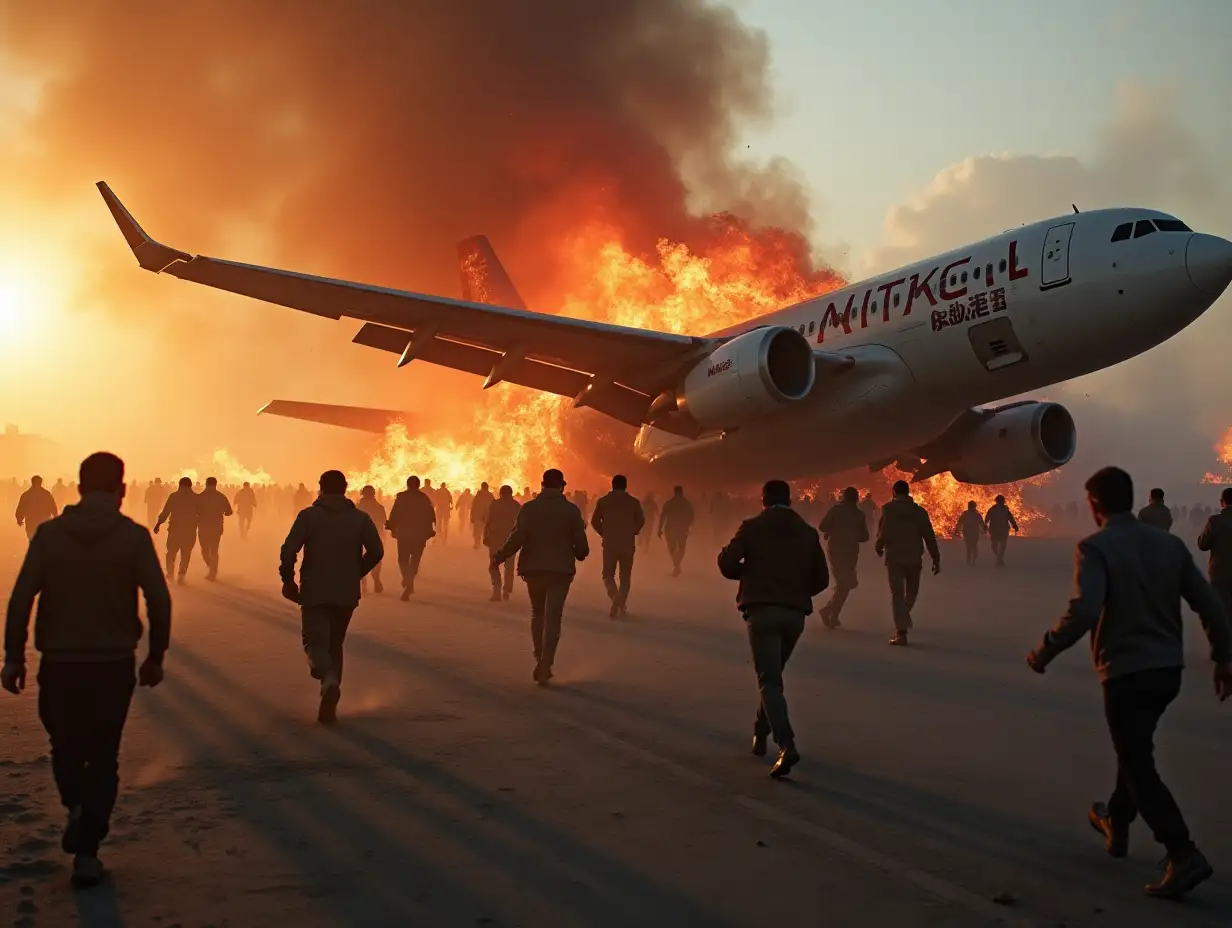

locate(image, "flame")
[[352, 215, 842, 491], [179, 448, 273, 486], [886, 468, 1051, 539], [1201, 426, 1232, 485]]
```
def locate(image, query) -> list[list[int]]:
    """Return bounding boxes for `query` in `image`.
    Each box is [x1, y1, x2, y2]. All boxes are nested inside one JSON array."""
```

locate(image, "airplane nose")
[[1186, 233, 1232, 295]]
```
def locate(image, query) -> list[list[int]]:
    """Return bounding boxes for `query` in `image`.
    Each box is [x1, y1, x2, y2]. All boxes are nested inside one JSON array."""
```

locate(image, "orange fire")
[[883, 467, 1051, 539], [1201, 426, 1232, 485], [349, 216, 842, 495], [181, 449, 273, 486]]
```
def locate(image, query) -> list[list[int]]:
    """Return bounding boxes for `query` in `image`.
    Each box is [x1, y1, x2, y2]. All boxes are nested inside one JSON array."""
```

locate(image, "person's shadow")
[[73, 878, 125, 927]]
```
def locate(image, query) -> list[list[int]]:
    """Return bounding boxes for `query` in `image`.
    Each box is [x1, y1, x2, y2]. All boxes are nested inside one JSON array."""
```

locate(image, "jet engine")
[[949, 402, 1077, 485], [675, 326, 816, 430]]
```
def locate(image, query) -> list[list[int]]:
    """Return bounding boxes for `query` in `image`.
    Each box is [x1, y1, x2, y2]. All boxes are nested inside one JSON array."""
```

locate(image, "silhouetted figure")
[[492, 469, 589, 685], [955, 500, 985, 567], [1198, 487, 1232, 621], [357, 486, 388, 596], [658, 486, 695, 576], [154, 477, 198, 584], [1138, 488, 1174, 532], [3, 452, 170, 888], [984, 495, 1019, 567], [15, 475, 57, 541], [235, 481, 257, 539], [471, 482, 494, 550], [386, 475, 436, 600], [280, 470, 383, 724], [859, 493, 878, 533], [196, 477, 233, 582], [718, 480, 828, 779], [591, 475, 646, 618], [875, 480, 940, 646], [640, 492, 658, 551], [1027, 466, 1231, 899], [456, 488, 472, 536], [483, 485, 521, 601], [143, 476, 168, 528], [292, 482, 312, 514], [436, 483, 454, 544], [817, 487, 868, 628], [573, 489, 591, 523]]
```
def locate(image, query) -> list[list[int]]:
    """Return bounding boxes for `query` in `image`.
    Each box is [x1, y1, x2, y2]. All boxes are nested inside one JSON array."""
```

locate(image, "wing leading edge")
[[96, 182, 712, 430]]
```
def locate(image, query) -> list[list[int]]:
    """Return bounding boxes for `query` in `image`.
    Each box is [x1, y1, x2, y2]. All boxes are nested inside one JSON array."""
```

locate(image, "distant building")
[[0, 425, 68, 479]]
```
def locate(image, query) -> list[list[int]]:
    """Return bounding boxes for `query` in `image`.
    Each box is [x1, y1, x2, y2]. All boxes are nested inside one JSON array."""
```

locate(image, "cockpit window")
[[1110, 222, 1132, 242], [1155, 219, 1192, 233], [1133, 220, 1156, 238]]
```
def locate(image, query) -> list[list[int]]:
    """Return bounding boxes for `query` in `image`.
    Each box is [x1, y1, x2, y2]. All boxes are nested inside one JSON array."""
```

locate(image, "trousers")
[[198, 529, 222, 575], [1103, 667, 1192, 855], [488, 552, 516, 595], [665, 533, 688, 572], [301, 604, 355, 684], [886, 562, 922, 631], [990, 534, 1008, 565], [396, 537, 427, 588], [601, 544, 635, 607], [746, 606, 805, 746], [964, 538, 979, 566], [38, 657, 136, 856], [524, 572, 572, 667], [825, 554, 858, 619], [165, 529, 196, 576]]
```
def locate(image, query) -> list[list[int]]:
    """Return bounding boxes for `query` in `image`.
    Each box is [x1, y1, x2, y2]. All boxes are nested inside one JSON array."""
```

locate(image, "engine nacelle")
[[950, 402, 1077, 485], [676, 326, 815, 430]]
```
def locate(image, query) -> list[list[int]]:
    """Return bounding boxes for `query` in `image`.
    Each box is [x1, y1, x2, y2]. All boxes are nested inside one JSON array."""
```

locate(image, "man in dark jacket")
[[234, 481, 257, 539], [15, 475, 58, 541], [718, 480, 828, 779], [658, 486, 694, 576], [875, 480, 940, 646], [1139, 488, 1174, 532], [483, 485, 521, 602], [591, 475, 646, 618], [1027, 466, 1232, 899], [984, 494, 1019, 567], [357, 486, 388, 596], [956, 501, 985, 567], [471, 482, 495, 550], [196, 476, 233, 581], [3, 452, 170, 888], [280, 470, 383, 724], [385, 475, 436, 600], [492, 469, 589, 685], [817, 487, 868, 629], [154, 476, 199, 584], [1197, 487, 1232, 632]]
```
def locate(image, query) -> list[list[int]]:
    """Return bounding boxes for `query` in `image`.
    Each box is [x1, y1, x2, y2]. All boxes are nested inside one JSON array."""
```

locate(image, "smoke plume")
[[0, 1, 826, 478]]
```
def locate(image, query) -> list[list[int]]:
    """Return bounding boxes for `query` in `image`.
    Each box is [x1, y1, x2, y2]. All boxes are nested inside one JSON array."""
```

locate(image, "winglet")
[[95, 181, 193, 272], [456, 235, 528, 310]]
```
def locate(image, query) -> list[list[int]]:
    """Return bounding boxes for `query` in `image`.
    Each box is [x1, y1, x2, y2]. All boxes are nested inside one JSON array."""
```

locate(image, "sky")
[[0, 1, 1228, 494]]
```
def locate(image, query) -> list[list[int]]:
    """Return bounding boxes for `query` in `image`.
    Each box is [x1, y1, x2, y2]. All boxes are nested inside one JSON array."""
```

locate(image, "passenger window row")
[[1111, 218, 1191, 242]]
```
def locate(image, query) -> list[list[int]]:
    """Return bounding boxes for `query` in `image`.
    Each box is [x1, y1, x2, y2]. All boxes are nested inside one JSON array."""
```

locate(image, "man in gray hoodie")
[[280, 470, 383, 724], [1028, 466, 1232, 899], [3, 452, 171, 888]]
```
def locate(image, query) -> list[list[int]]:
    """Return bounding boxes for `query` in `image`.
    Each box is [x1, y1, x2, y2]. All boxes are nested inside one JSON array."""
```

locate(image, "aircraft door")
[[1039, 222, 1074, 290], [967, 317, 1028, 372]]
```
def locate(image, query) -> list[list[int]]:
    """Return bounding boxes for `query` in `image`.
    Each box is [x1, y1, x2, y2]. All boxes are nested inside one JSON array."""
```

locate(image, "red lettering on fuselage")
[[707, 358, 733, 376], [876, 278, 906, 323], [904, 268, 937, 316], [1008, 239, 1028, 281], [939, 257, 971, 301], [817, 300, 851, 343], [858, 289, 873, 329]]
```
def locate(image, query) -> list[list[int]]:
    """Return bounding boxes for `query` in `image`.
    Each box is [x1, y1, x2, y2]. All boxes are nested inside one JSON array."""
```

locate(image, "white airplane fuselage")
[[567, 207, 1232, 484]]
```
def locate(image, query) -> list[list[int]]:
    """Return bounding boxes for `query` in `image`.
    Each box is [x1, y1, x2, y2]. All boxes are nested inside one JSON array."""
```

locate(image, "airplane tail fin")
[[456, 235, 527, 310]]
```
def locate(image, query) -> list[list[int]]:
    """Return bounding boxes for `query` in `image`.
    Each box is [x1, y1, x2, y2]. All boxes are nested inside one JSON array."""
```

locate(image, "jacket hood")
[[539, 487, 564, 499], [314, 494, 355, 511], [59, 492, 126, 542]]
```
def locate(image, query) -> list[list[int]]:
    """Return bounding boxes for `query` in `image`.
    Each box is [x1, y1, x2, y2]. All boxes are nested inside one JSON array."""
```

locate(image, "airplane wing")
[[97, 182, 715, 430], [258, 400, 412, 433]]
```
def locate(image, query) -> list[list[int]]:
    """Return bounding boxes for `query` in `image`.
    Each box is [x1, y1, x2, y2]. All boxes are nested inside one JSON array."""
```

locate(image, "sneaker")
[[609, 601, 620, 619], [62, 806, 83, 854], [502, 590, 511, 601], [71, 854, 105, 888], [1088, 802, 1128, 858], [533, 662, 553, 687], [888, 632, 909, 646], [751, 733, 768, 757], [489, 591, 502, 602], [400, 588, 411, 602], [318, 678, 341, 725], [1146, 849, 1213, 899]]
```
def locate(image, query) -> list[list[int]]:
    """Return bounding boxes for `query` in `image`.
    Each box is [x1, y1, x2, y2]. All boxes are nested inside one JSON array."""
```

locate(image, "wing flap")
[[258, 400, 411, 433]]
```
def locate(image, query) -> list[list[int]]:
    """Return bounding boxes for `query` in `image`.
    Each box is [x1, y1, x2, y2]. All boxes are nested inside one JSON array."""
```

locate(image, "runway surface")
[[2, 524, 1230, 927]]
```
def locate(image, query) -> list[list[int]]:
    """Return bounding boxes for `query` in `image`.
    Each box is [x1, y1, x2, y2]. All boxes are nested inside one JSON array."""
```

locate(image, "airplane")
[[97, 181, 1232, 487]]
